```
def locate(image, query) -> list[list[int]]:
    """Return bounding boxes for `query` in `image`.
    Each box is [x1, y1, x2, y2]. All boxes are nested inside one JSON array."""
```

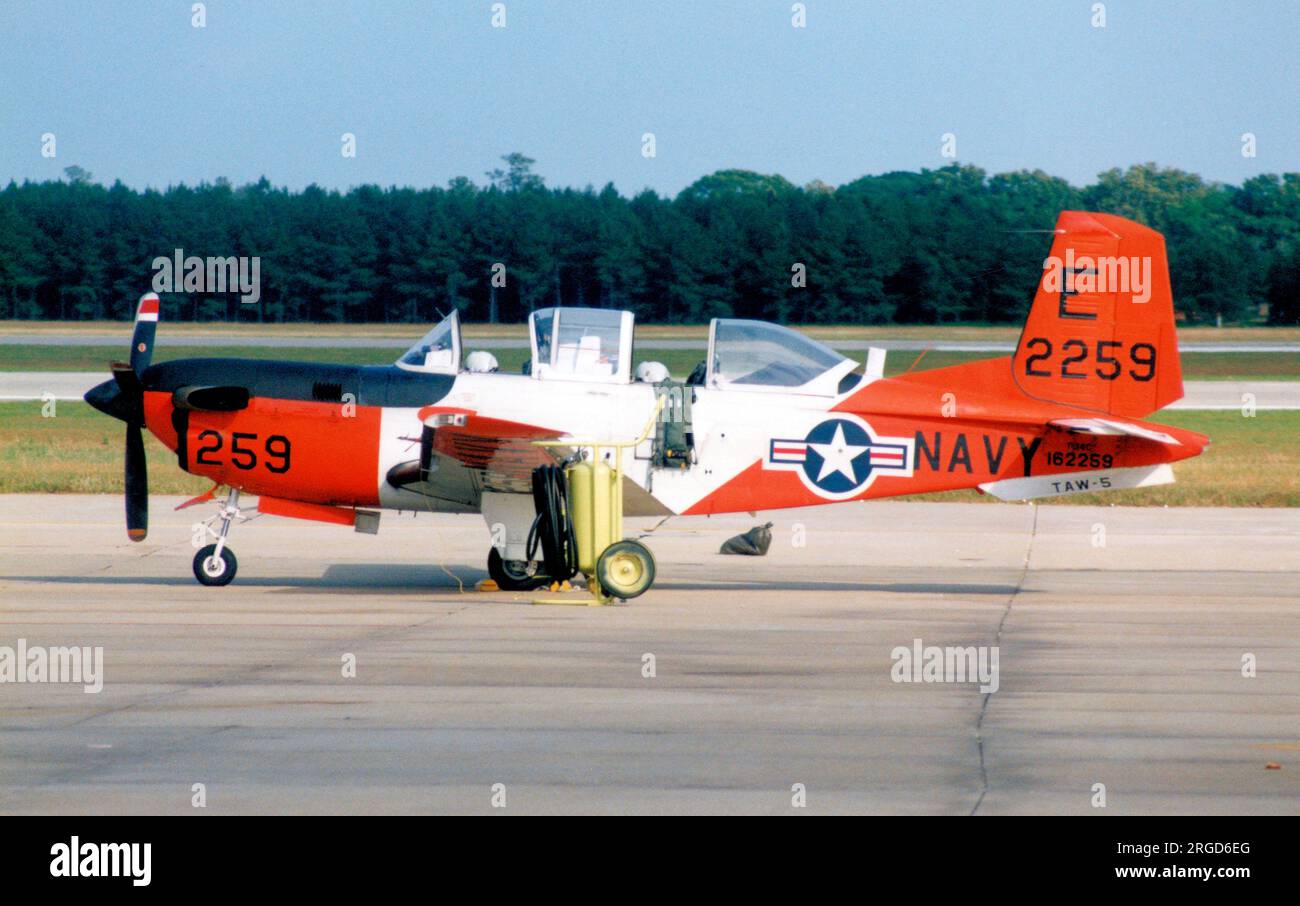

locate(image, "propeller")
[[85, 294, 159, 542], [124, 418, 148, 541]]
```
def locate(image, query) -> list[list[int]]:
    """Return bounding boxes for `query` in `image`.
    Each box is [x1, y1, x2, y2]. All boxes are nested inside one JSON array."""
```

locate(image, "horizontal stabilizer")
[[1048, 418, 1181, 445]]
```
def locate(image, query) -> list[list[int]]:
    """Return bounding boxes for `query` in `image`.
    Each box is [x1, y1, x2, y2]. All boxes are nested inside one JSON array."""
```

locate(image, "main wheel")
[[596, 540, 656, 599], [193, 544, 237, 586], [487, 546, 547, 591]]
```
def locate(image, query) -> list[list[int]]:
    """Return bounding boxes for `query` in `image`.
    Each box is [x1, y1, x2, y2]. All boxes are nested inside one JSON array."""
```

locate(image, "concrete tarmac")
[[1, 495, 1297, 815]]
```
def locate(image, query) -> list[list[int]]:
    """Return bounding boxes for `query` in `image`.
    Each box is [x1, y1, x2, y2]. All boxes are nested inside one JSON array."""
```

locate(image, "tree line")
[[1, 155, 1296, 325]]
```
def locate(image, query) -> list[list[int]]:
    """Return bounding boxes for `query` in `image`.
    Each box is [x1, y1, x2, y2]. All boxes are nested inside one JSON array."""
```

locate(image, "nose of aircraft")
[[85, 378, 128, 421]]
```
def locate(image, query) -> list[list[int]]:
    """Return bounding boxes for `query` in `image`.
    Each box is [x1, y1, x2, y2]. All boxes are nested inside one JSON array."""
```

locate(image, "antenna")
[[904, 347, 933, 373]]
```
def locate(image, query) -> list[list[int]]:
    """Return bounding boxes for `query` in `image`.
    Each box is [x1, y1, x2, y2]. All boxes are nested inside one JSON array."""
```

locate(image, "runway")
[[1, 495, 1297, 815], [4, 371, 1299, 409]]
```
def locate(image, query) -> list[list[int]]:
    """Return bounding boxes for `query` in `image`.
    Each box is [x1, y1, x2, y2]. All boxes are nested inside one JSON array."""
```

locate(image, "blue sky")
[[0, 0, 1295, 195]]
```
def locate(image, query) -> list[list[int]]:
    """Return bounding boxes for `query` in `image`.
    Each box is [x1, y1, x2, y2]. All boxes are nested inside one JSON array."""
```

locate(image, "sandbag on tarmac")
[[719, 522, 773, 556]]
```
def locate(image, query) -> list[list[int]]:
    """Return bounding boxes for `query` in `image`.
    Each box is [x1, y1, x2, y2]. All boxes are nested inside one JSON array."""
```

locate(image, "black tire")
[[193, 544, 237, 586], [487, 546, 547, 591], [596, 540, 656, 599]]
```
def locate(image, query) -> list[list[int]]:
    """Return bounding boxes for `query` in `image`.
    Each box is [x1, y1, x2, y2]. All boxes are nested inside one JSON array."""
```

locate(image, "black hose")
[[526, 465, 577, 581]]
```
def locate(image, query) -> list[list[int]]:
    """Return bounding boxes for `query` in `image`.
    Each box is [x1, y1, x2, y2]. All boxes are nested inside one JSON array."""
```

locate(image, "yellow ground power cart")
[[533, 399, 663, 604]]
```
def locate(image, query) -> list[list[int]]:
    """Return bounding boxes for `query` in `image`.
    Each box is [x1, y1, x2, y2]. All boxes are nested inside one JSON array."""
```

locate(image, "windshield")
[[554, 308, 622, 377], [397, 312, 459, 373], [531, 307, 630, 381], [532, 309, 554, 368], [711, 319, 847, 387]]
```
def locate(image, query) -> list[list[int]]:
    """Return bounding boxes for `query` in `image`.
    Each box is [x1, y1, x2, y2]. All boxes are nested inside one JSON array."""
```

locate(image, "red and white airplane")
[[86, 211, 1207, 591]]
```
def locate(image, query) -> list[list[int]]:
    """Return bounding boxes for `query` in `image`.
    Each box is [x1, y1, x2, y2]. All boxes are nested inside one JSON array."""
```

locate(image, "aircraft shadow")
[[1, 572, 1027, 596], [0, 564, 484, 592]]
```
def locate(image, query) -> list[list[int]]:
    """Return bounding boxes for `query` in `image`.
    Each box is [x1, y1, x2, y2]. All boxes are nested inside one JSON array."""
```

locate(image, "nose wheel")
[[193, 544, 238, 586], [192, 488, 242, 586]]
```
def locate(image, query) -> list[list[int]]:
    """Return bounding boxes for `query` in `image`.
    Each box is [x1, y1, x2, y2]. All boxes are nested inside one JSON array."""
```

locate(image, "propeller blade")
[[125, 424, 148, 542], [129, 293, 160, 374]]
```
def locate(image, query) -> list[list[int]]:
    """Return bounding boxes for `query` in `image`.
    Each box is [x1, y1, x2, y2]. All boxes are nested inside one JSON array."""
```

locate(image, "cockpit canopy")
[[396, 310, 462, 374], [529, 307, 634, 383], [396, 307, 866, 394], [706, 319, 859, 395]]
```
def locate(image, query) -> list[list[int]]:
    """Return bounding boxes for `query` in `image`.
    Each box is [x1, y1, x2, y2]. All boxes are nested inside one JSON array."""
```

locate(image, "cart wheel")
[[487, 546, 547, 591], [193, 544, 237, 586], [596, 540, 656, 599]]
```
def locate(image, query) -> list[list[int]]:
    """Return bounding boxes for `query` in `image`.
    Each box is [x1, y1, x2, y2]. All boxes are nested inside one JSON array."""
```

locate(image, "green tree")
[[0, 157, 1294, 327]]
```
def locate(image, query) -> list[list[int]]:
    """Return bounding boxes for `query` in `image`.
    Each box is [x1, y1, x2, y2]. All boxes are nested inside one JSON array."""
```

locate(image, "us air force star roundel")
[[765, 415, 915, 500]]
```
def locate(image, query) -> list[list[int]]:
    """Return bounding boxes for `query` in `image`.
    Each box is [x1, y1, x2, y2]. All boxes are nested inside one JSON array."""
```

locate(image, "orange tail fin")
[[1011, 211, 1182, 418]]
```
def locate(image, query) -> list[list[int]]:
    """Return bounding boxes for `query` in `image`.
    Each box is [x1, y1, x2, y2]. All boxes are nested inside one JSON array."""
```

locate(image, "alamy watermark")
[[0, 638, 103, 693], [891, 638, 999, 694], [1043, 249, 1152, 305], [50, 837, 150, 886], [151, 248, 261, 304]]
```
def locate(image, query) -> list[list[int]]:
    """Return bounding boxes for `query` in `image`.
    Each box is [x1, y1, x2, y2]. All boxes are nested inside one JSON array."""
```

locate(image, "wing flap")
[[416, 406, 567, 486]]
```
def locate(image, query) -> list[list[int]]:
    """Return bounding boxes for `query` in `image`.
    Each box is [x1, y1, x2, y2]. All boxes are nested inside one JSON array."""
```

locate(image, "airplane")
[[84, 210, 1208, 594]]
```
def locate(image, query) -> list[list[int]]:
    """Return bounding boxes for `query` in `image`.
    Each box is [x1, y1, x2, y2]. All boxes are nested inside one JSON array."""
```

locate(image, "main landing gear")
[[193, 488, 241, 586], [486, 547, 548, 591]]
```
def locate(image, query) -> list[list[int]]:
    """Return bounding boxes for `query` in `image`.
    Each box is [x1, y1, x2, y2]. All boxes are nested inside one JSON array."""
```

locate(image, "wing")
[[418, 406, 571, 494], [386, 405, 672, 517]]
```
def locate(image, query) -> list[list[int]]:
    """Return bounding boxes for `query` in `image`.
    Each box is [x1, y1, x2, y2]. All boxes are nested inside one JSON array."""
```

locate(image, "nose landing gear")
[[192, 488, 242, 586]]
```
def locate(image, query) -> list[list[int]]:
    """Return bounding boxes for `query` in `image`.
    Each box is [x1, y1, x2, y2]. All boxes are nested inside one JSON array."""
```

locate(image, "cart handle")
[[533, 396, 666, 452]]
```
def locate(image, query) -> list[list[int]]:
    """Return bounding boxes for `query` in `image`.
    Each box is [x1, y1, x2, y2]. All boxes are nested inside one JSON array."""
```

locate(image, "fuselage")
[[87, 352, 1207, 520]]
